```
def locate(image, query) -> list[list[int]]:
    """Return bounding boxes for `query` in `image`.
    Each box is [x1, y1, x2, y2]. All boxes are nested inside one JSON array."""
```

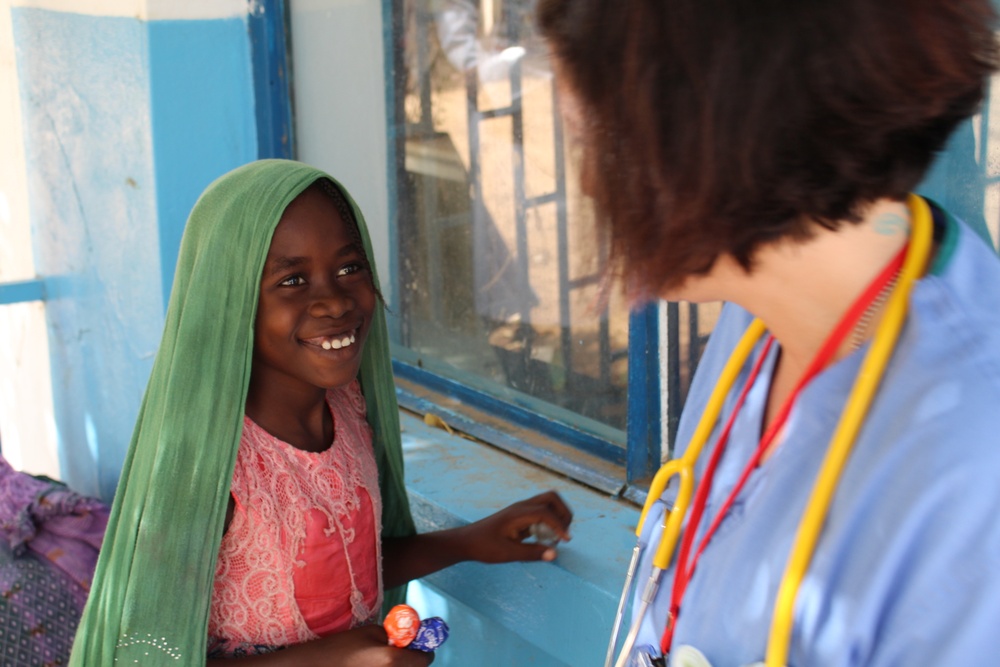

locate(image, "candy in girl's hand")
[[384, 604, 421, 647], [529, 521, 561, 546], [408, 617, 450, 652]]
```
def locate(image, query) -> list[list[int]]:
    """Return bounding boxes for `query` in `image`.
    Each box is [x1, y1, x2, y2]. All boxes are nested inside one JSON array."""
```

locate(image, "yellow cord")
[[636, 319, 767, 571], [631, 196, 931, 664], [764, 194, 934, 666]]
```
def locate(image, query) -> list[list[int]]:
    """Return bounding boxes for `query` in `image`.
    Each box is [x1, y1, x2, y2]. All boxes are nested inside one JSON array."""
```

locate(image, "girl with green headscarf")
[[69, 160, 572, 666]]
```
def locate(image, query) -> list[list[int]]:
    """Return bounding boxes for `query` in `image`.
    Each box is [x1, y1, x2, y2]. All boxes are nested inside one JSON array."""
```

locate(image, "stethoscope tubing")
[[608, 322, 767, 667], [614, 566, 664, 667], [608, 195, 933, 667], [764, 194, 932, 666], [605, 542, 643, 667]]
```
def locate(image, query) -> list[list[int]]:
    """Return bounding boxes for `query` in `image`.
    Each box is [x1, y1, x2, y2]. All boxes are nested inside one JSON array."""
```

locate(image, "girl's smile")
[[305, 330, 358, 351], [248, 184, 377, 404]]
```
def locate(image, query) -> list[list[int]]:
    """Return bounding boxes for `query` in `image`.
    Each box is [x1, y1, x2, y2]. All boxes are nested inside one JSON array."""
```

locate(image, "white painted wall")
[[0, 0, 59, 478], [290, 0, 395, 308]]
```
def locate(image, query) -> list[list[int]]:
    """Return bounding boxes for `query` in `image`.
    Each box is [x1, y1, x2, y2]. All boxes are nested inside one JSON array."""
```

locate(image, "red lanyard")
[[660, 242, 908, 655]]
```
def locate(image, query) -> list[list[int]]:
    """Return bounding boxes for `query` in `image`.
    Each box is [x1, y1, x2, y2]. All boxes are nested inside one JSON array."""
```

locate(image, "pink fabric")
[[208, 381, 383, 650]]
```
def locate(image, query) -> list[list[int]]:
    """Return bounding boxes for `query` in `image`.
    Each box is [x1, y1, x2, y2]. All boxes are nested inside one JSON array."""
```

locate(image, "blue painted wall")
[[148, 18, 258, 305], [12, 8, 256, 498]]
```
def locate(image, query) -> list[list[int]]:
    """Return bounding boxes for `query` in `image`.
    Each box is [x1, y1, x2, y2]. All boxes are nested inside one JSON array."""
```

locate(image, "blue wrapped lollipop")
[[409, 617, 450, 652]]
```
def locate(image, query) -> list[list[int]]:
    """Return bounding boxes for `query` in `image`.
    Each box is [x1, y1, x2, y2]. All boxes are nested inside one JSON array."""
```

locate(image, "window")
[[287, 0, 720, 493], [387, 0, 641, 482]]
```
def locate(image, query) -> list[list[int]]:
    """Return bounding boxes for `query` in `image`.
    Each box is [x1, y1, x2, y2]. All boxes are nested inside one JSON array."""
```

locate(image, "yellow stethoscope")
[[606, 194, 934, 667]]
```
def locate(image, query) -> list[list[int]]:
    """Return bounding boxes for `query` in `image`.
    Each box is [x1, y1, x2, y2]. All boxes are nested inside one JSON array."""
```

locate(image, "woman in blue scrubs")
[[538, 1, 1000, 665]]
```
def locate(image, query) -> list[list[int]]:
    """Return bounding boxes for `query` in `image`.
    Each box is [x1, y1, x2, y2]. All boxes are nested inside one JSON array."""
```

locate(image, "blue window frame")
[[249, 0, 294, 160]]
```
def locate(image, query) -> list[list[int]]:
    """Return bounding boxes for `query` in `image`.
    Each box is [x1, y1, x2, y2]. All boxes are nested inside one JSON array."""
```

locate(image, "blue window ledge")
[[400, 410, 638, 666]]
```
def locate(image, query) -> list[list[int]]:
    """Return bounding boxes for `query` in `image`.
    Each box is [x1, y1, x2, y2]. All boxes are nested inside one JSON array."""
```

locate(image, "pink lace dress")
[[208, 381, 383, 656]]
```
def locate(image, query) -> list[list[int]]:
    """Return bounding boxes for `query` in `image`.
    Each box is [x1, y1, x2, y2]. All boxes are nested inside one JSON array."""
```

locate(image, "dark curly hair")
[[538, 0, 999, 295]]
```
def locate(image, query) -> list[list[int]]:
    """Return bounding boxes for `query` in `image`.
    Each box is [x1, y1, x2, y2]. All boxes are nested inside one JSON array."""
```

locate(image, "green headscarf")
[[69, 160, 415, 665]]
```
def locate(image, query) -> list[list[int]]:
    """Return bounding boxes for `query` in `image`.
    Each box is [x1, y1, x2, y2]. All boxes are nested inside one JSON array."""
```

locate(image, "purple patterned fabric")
[[0, 456, 108, 599], [0, 456, 109, 665]]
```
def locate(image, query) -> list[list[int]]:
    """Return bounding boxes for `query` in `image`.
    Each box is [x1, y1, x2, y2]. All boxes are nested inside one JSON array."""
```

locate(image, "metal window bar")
[[463, 0, 616, 390], [665, 302, 683, 452]]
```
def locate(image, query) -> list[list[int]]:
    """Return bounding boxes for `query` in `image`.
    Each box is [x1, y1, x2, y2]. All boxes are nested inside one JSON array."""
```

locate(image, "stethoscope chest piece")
[[672, 645, 713, 667], [664, 647, 769, 667]]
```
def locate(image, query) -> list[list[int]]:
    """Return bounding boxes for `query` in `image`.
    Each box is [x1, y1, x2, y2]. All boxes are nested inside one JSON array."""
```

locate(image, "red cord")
[[660, 242, 907, 655]]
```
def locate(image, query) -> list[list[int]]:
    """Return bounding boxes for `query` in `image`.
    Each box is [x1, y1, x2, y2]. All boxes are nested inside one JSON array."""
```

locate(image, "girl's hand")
[[459, 490, 573, 564], [306, 625, 435, 667], [382, 490, 574, 587], [207, 625, 434, 666]]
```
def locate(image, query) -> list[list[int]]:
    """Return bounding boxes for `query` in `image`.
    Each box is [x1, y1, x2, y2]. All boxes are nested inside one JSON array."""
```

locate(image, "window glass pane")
[[391, 0, 629, 439]]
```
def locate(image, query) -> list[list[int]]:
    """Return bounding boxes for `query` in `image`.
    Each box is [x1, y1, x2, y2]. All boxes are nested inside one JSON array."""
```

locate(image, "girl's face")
[[251, 186, 376, 396]]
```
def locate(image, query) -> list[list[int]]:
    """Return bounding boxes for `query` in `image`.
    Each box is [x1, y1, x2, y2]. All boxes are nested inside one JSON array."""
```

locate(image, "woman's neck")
[[697, 199, 913, 436], [723, 199, 911, 376]]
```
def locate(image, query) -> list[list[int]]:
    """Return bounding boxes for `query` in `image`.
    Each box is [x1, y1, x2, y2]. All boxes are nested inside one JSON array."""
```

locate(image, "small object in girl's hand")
[[384, 604, 421, 647], [409, 617, 450, 652], [529, 521, 560, 546]]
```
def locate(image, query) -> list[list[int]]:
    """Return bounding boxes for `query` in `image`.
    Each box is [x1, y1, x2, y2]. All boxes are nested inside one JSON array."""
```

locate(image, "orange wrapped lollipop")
[[384, 604, 421, 648]]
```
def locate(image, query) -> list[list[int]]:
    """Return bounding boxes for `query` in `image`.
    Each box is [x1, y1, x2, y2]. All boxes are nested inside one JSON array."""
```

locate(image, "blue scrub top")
[[630, 208, 1000, 666]]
